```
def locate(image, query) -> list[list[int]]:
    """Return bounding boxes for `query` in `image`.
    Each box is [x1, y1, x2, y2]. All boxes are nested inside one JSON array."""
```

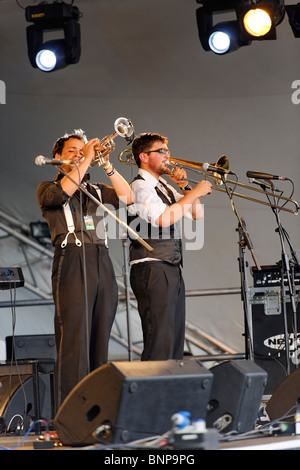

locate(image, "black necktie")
[[156, 180, 175, 204]]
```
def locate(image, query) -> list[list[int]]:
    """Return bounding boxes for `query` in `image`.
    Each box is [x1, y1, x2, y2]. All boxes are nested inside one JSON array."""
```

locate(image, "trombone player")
[[127, 132, 212, 361]]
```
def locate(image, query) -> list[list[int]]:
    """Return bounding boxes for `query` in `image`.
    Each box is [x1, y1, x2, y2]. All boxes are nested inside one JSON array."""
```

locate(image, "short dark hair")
[[132, 133, 168, 167], [52, 129, 88, 157]]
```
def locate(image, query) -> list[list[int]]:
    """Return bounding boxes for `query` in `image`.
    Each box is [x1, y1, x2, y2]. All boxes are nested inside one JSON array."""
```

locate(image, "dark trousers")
[[130, 261, 186, 361], [52, 243, 118, 409]]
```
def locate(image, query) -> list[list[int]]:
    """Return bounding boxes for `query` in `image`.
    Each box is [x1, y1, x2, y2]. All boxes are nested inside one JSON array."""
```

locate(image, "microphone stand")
[[270, 196, 299, 372], [220, 174, 261, 362], [121, 231, 133, 361], [57, 167, 152, 252], [254, 179, 299, 374], [56, 166, 152, 364]]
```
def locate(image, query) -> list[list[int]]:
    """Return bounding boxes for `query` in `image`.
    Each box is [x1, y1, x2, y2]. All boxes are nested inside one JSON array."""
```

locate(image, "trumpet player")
[[127, 132, 212, 361], [37, 129, 134, 409]]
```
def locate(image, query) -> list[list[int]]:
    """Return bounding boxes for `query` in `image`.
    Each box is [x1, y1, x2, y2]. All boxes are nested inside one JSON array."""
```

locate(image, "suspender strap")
[[61, 202, 82, 248], [61, 186, 107, 248]]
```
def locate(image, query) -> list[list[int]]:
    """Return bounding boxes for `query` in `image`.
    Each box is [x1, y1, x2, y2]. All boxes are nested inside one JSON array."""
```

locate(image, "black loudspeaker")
[[249, 287, 300, 394], [54, 360, 213, 446], [266, 367, 300, 422], [0, 374, 52, 431], [6, 334, 56, 362], [206, 360, 267, 434]]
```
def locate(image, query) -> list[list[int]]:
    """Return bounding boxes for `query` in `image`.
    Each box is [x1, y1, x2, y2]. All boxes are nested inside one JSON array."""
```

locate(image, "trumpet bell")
[[91, 117, 135, 167], [114, 117, 135, 139]]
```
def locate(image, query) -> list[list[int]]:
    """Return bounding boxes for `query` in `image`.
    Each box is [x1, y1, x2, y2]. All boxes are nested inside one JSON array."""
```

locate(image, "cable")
[[77, 169, 90, 375], [0, 419, 49, 450], [219, 403, 298, 443], [5, 273, 29, 434]]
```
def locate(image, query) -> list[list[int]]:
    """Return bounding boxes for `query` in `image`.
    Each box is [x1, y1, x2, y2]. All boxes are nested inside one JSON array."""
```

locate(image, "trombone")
[[118, 148, 299, 215]]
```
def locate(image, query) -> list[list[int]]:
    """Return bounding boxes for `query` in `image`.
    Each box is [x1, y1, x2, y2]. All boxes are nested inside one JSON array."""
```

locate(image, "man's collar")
[[138, 168, 168, 187]]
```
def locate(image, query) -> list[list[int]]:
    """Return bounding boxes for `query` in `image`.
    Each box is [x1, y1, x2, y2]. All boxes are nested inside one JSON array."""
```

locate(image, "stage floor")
[[1, 359, 299, 451], [1, 430, 300, 451]]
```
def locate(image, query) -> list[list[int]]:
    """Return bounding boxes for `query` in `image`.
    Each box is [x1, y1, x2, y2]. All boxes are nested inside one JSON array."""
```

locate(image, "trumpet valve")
[[96, 154, 106, 167], [90, 141, 116, 167]]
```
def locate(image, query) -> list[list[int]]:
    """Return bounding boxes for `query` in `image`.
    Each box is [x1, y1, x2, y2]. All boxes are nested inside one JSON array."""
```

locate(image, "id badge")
[[84, 215, 95, 231]]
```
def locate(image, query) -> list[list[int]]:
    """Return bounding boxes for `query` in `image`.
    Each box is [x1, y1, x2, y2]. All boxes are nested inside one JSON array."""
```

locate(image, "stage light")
[[243, 8, 272, 37], [209, 30, 231, 53], [195, 0, 287, 54], [30, 222, 51, 244], [237, 1, 285, 41], [36, 49, 57, 72], [196, 2, 251, 54], [35, 40, 66, 72], [208, 21, 243, 54], [25, 1, 81, 72]]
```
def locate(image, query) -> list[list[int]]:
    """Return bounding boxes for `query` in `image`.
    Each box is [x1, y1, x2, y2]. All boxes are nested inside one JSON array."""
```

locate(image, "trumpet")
[[118, 148, 299, 214], [90, 117, 134, 167]]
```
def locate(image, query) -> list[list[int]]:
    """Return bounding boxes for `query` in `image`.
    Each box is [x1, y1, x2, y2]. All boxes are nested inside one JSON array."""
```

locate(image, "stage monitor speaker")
[[266, 367, 300, 422], [54, 359, 213, 446], [248, 287, 300, 394], [0, 374, 52, 431], [6, 334, 56, 363], [206, 360, 267, 434]]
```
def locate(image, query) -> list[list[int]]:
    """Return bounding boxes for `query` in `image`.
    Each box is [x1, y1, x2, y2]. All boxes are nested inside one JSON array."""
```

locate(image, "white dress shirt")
[[128, 169, 192, 264]]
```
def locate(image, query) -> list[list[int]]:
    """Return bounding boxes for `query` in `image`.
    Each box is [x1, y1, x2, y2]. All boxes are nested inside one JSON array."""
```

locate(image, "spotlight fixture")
[[196, 1, 251, 54], [30, 221, 51, 244], [243, 8, 273, 36], [237, 0, 286, 41], [196, 0, 287, 54], [208, 21, 244, 54], [25, 1, 81, 72]]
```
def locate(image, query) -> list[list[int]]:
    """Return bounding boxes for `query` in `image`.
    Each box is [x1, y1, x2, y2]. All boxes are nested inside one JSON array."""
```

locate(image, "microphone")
[[248, 177, 272, 189], [246, 170, 286, 181], [248, 177, 280, 192], [202, 162, 233, 175], [35, 155, 76, 166]]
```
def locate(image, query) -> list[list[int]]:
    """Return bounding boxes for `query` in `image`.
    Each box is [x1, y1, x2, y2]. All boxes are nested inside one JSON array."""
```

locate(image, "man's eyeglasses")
[[145, 148, 170, 155]]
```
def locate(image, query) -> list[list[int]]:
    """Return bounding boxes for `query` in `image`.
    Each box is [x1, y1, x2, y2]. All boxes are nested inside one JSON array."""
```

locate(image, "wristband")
[[106, 168, 116, 177], [102, 162, 112, 170], [182, 184, 192, 191]]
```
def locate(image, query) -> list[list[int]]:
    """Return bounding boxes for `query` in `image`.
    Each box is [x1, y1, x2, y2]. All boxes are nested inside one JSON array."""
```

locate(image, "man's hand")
[[168, 167, 188, 189]]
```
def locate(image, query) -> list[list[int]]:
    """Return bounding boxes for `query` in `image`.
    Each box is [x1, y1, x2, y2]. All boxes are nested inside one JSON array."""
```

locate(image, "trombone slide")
[[117, 148, 298, 215]]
